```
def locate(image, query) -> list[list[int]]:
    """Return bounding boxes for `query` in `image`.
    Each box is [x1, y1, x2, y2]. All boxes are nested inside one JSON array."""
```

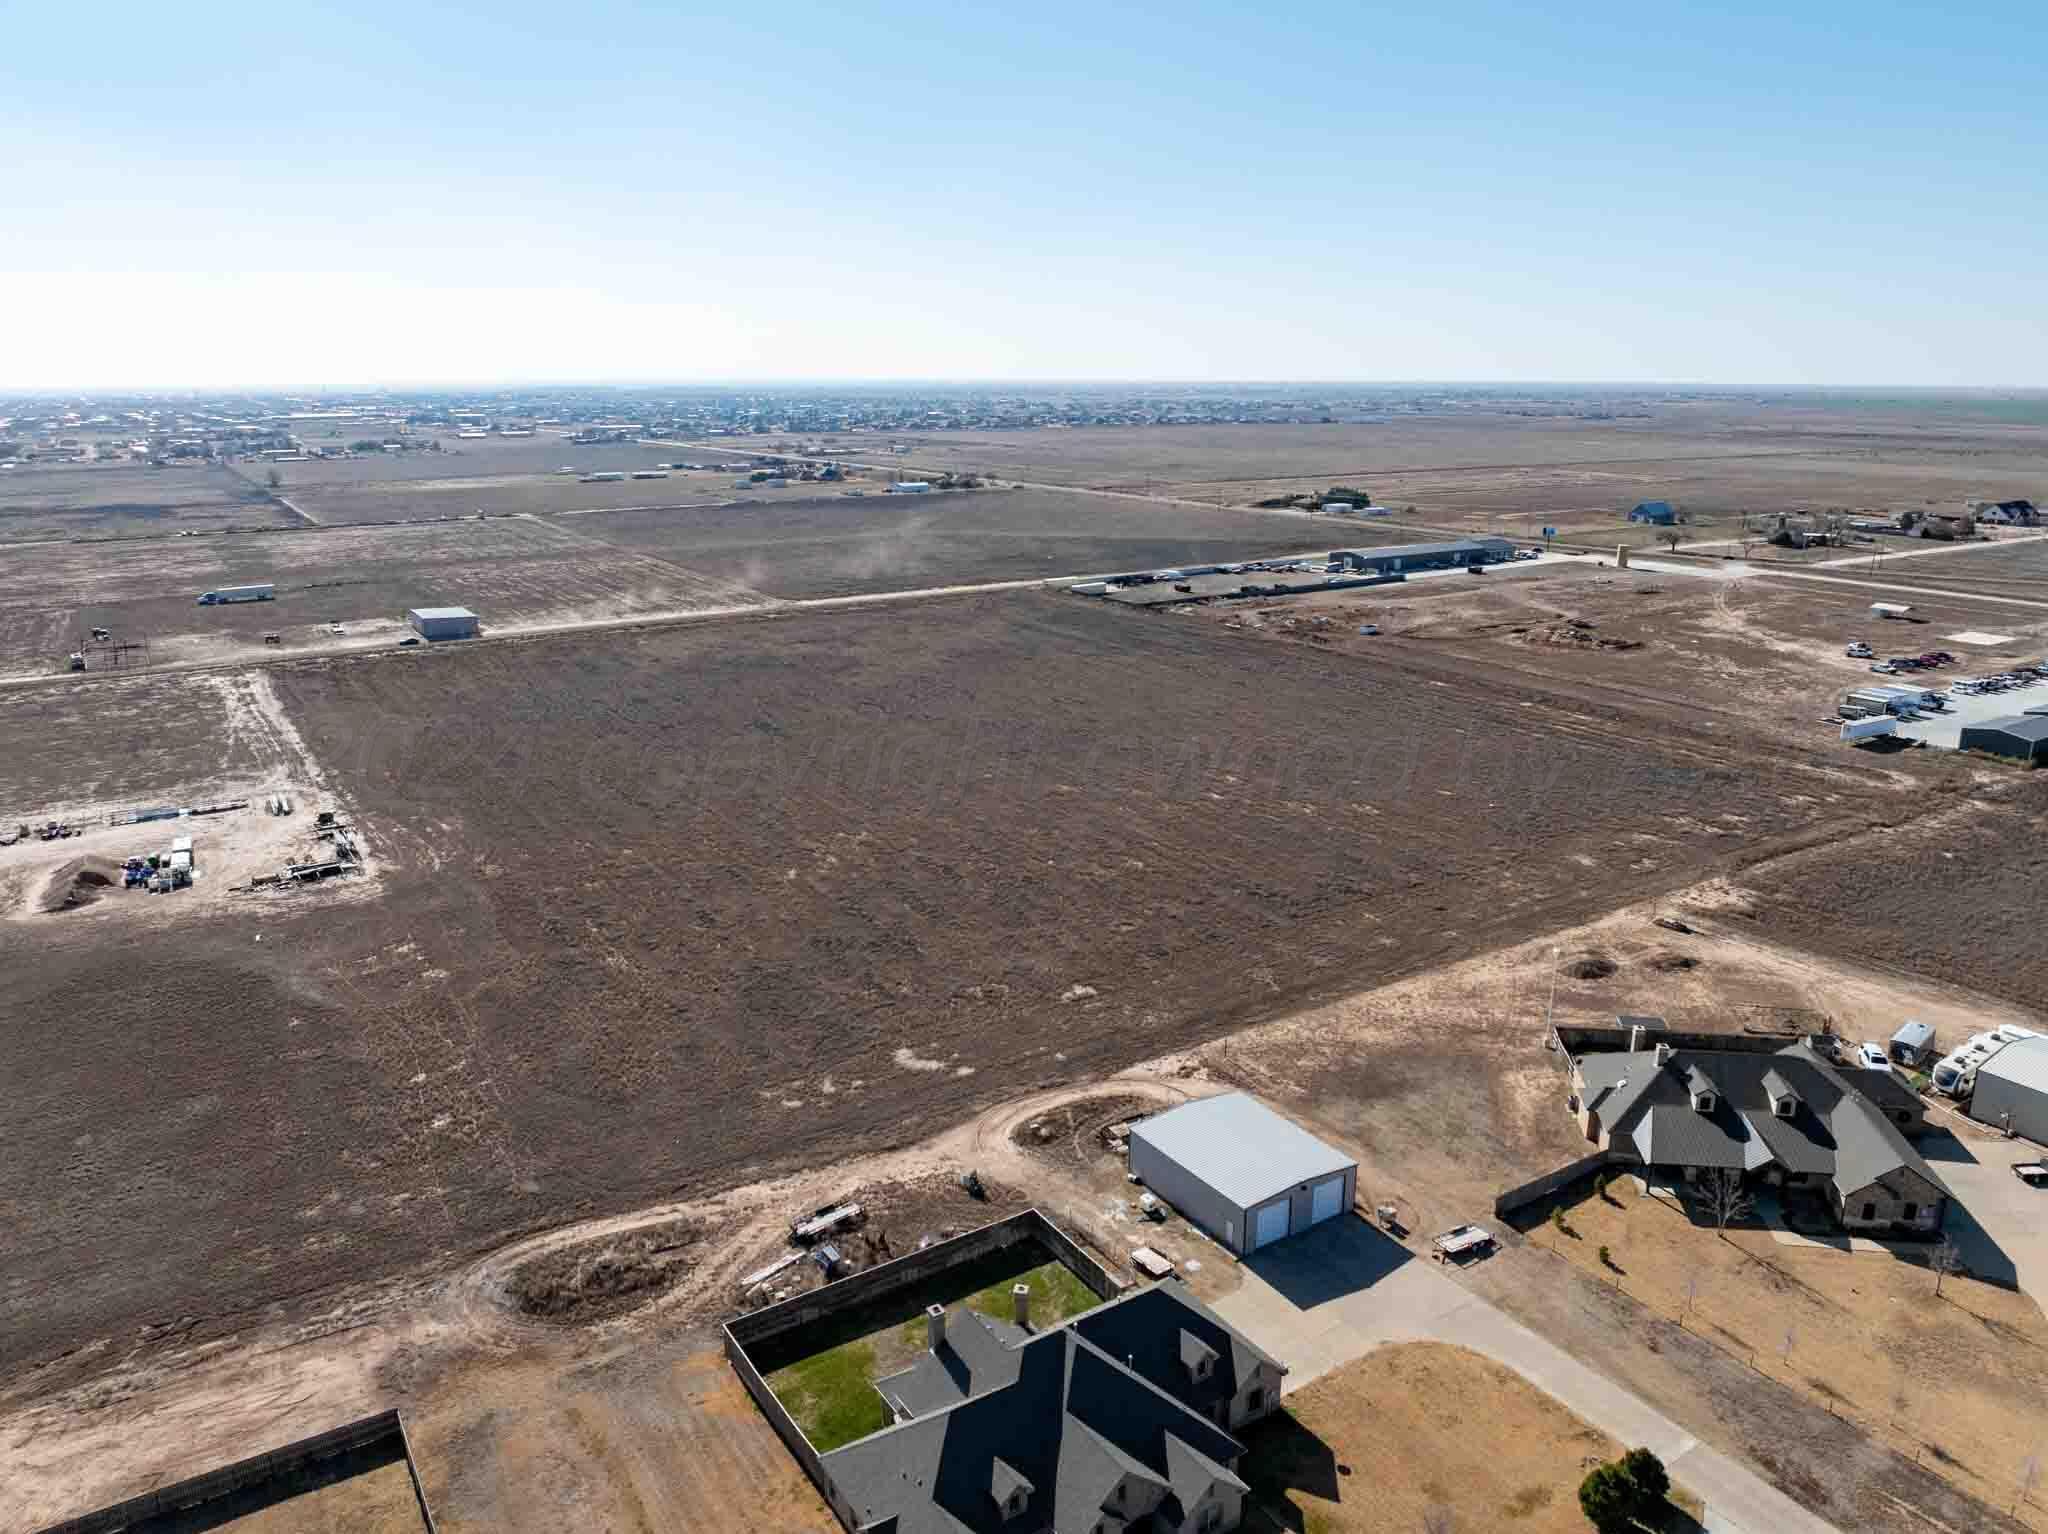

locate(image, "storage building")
[[406, 606, 480, 641], [1328, 537, 1513, 575], [1128, 1093, 1357, 1255], [1959, 715, 2048, 765], [1969, 1037, 2048, 1139]]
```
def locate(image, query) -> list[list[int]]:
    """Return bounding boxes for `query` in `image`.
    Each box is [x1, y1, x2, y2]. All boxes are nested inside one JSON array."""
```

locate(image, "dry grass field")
[[212, 1460, 428, 1534], [0, 591, 1883, 1386], [1524, 1177, 2048, 1528], [0, 462, 289, 541], [1240, 1343, 1694, 1534]]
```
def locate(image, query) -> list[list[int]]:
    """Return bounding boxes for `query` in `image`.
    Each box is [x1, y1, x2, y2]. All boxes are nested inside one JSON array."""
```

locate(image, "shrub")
[[1578, 1463, 1637, 1533], [1621, 1447, 1670, 1504], [1598, 1244, 1612, 1267]]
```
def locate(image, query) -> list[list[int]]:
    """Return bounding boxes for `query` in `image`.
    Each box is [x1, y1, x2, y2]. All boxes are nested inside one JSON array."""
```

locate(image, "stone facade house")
[[1570, 1040, 1947, 1237]]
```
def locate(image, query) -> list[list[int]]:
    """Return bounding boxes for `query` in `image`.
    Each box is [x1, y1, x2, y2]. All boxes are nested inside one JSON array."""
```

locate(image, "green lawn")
[[773, 1259, 1108, 1452], [766, 1339, 891, 1452]]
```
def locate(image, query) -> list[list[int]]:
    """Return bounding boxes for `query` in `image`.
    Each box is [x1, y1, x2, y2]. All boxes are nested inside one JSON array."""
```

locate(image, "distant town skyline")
[[7, 0, 2046, 391]]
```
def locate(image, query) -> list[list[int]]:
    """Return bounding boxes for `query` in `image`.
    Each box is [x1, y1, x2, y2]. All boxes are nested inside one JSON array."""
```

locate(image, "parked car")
[[1857, 1043, 1892, 1071], [1846, 642, 1873, 658]]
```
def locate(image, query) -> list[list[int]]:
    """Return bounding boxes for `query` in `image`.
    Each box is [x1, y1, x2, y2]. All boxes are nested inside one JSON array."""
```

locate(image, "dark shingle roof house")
[[828, 1283, 1283, 1534], [1574, 1041, 1946, 1232]]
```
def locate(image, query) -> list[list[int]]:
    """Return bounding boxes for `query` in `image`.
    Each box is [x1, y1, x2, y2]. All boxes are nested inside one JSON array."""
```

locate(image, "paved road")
[[1212, 1217, 1841, 1534]]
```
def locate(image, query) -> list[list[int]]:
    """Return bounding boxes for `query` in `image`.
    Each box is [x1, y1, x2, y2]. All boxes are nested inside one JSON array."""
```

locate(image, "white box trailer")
[[196, 583, 275, 605], [1841, 717, 1898, 743]]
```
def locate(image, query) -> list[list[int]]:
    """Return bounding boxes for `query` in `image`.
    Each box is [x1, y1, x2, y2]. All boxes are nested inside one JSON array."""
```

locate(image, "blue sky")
[[5, 0, 2045, 388]]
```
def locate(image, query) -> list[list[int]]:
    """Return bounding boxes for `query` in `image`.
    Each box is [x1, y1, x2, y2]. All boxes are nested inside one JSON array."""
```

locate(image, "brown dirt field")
[[212, 1459, 427, 1533], [0, 462, 289, 541], [1241, 1342, 1641, 1534], [1737, 785, 2048, 1011], [563, 486, 1336, 596], [0, 590, 1882, 1388], [1522, 1177, 2048, 1529], [268, 435, 682, 487], [289, 470, 749, 524], [0, 517, 768, 678], [0, 669, 297, 815]]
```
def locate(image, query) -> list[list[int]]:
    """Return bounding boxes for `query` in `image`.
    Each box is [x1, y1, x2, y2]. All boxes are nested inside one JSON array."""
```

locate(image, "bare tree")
[[1682, 1273, 1701, 1326], [1702, 1170, 1753, 1232], [1422, 1507, 1454, 1534], [1661, 527, 1685, 554], [1932, 1236, 1965, 1297]]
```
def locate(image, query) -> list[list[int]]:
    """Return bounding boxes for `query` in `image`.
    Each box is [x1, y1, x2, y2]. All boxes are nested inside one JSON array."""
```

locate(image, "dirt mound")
[[1012, 1093, 1160, 1165], [1560, 951, 1619, 980], [38, 856, 123, 914], [1526, 623, 1642, 652], [505, 1217, 699, 1324], [1647, 949, 1700, 972]]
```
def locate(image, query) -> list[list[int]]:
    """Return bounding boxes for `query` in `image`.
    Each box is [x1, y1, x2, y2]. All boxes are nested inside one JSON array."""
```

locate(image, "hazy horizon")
[[8, 0, 2046, 392]]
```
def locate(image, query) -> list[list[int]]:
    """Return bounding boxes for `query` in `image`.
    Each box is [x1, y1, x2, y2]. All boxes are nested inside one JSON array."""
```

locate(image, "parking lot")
[[1890, 668, 2048, 749]]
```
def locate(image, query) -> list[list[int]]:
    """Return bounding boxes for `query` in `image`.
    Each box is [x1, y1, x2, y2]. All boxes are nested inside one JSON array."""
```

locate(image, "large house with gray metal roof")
[[1569, 1040, 1947, 1236], [824, 1282, 1283, 1534]]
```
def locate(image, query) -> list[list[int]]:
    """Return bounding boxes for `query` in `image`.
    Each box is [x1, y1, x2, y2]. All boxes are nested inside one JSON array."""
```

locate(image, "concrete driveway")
[[1211, 1216, 1839, 1534], [1921, 1121, 2048, 1310]]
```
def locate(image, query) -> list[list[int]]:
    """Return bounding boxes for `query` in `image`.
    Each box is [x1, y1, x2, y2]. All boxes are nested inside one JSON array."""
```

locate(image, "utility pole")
[[1543, 945, 1561, 1044]]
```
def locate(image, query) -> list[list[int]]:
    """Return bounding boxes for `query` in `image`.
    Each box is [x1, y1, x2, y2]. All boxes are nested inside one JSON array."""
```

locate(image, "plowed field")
[[0, 592, 1884, 1388]]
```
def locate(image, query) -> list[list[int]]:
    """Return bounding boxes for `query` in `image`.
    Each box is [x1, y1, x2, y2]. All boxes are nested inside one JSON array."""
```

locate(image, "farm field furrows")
[[0, 464, 290, 542], [561, 487, 1350, 596], [0, 592, 1887, 1386]]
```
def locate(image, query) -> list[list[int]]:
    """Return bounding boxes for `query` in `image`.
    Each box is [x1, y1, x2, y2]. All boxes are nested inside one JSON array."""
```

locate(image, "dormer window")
[[1762, 1068, 1800, 1120], [1684, 1064, 1717, 1114]]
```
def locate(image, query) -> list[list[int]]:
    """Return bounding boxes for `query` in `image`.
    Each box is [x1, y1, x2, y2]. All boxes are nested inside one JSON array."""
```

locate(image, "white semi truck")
[[196, 584, 275, 605]]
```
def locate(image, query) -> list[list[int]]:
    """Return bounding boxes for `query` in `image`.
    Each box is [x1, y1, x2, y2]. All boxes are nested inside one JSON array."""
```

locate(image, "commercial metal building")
[[1329, 536, 1514, 575], [1128, 1093, 1357, 1255], [1969, 1037, 2048, 1140], [406, 606, 479, 641], [1960, 715, 2048, 764]]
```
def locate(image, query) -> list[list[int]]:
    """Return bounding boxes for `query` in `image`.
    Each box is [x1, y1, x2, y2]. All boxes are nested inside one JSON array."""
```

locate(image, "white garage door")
[[1311, 1175, 1345, 1223], [1251, 1200, 1291, 1250]]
